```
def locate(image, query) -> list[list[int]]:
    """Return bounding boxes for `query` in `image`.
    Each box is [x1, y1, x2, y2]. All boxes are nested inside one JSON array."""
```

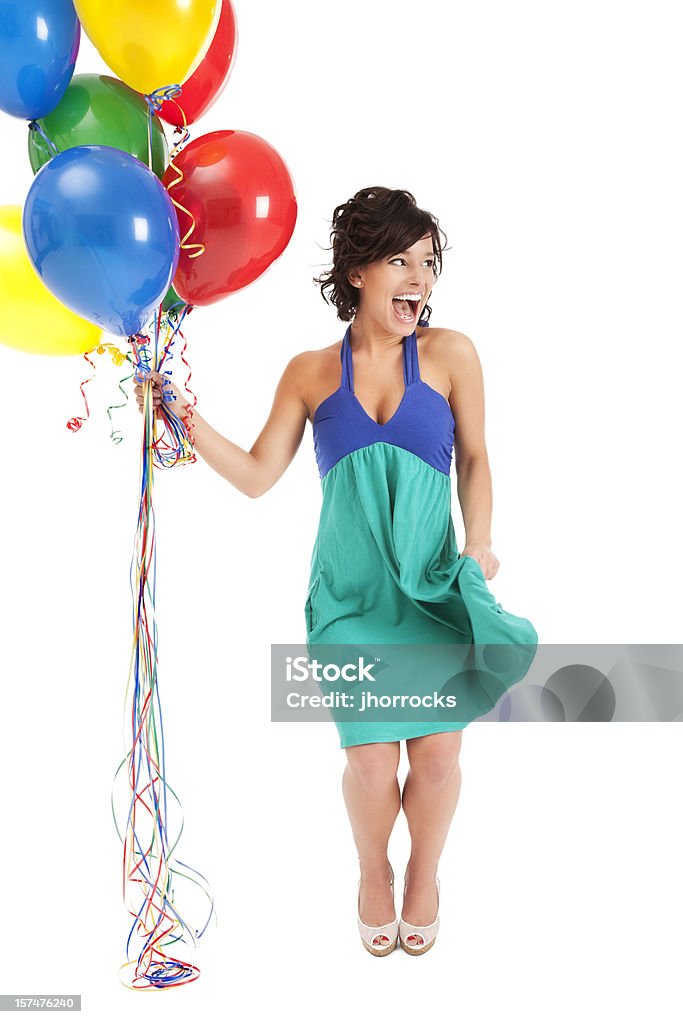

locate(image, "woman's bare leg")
[[400, 731, 463, 939], [342, 741, 401, 927]]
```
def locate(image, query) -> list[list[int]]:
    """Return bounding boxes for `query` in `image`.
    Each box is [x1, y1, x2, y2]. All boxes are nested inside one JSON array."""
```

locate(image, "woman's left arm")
[[441, 330, 500, 581]]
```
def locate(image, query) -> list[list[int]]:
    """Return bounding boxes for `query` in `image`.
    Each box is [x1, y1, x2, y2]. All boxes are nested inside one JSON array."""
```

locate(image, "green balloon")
[[162, 283, 187, 316], [27, 74, 169, 179]]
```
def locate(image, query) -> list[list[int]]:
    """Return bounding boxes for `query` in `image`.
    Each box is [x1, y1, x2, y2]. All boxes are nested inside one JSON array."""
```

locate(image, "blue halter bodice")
[[312, 324, 455, 478]]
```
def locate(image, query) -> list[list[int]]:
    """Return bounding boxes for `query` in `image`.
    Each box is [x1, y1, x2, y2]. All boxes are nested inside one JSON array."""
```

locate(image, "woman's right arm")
[[134, 354, 311, 499]]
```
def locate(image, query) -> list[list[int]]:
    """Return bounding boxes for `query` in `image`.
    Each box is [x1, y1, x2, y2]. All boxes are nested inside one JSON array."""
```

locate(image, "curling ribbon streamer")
[[105, 361, 136, 445], [131, 311, 197, 468], [66, 342, 135, 444], [144, 85, 205, 260], [143, 85, 201, 449], [65, 349, 97, 433], [112, 320, 213, 990], [160, 305, 199, 449], [98, 342, 135, 445]]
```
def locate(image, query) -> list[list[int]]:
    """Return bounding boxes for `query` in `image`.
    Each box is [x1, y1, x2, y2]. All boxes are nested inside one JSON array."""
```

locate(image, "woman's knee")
[[406, 732, 462, 786], [344, 742, 400, 790]]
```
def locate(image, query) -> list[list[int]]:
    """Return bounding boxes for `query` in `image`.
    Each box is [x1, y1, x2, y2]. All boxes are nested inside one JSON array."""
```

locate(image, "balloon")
[[23, 146, 180, 337], [0, 206, 101, 356], [162, 283, 186, 315], [28, 75, 169, 179], [162, 130, 297, 306], [0, 0, 80, 120], [158, 0, 238, 127], [72, 0, 219, 96]]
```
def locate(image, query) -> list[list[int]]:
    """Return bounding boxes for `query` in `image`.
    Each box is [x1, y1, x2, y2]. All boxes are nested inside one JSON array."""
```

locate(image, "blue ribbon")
[[143, 85, 184, 172], [28, 120, 59, 158], [143, 84, 183, 116]]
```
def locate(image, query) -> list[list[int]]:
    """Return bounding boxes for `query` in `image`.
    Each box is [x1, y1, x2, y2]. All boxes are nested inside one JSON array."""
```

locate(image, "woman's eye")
[[390, 257, 435, 266]]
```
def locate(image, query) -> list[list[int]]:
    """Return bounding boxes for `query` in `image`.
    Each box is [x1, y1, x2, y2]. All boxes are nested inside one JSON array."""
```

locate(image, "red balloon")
[[163, 129, 297, 306], [158, 0, 237, 127]]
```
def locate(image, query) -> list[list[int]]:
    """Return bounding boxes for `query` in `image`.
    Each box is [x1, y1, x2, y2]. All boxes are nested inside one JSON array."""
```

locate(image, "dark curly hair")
[[313, 186, 449, 323]]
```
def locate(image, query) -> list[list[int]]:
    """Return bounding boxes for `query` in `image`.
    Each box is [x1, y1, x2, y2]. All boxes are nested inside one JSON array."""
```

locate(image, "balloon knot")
[[144, 85, 183, 115]]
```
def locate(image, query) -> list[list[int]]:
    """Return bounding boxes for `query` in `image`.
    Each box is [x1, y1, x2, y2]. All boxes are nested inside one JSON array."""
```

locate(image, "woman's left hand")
[[460, 543, 500, 580]]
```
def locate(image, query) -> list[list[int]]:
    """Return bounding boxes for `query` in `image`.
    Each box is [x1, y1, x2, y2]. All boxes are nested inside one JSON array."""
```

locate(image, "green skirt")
[[305, 443, 537, 747]]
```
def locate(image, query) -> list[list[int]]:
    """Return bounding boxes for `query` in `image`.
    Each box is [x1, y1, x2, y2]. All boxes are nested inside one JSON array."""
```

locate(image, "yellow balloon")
[[0, 207, 102, 357], [73, 0, 220, 96]]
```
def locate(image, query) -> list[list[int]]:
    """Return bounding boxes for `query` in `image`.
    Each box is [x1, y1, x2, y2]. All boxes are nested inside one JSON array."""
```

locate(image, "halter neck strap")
[[340, 326, 422, 392]]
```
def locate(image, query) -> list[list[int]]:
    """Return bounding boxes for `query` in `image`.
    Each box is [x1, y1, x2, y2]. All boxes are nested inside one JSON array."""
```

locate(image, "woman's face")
[[351, 232, 437, 332]]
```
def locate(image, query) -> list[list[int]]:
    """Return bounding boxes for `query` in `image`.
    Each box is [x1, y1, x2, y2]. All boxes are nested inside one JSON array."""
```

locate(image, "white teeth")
[[393, 293, 422, 301]]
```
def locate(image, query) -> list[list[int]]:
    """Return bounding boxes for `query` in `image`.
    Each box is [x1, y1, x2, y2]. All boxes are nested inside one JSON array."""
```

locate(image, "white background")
[[1, 0, 681, 1020]]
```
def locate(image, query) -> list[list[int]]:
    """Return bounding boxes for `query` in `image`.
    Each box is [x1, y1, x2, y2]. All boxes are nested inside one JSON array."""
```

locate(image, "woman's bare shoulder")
[[277, 338, 344, 422], [285, 337, 343, 381], [419, 325, 477, 355], [419, 329, 483, 405]]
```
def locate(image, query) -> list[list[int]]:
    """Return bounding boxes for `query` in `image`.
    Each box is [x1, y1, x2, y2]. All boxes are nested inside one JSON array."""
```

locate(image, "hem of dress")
[[338, 722, 469, 748]]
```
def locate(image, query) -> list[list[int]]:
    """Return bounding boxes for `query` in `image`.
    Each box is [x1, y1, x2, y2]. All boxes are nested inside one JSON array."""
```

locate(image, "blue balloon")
[[23, 145, 181, 337], [0, 0, 80, 120]]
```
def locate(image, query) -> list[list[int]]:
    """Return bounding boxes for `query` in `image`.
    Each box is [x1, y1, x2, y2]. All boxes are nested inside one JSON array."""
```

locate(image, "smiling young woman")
[[134, 185, 537, 958]]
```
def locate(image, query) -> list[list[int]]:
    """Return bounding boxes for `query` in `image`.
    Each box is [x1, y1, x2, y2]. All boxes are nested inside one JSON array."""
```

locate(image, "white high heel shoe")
[[399, 870, 440, 955], [357, 862, 399, 956]]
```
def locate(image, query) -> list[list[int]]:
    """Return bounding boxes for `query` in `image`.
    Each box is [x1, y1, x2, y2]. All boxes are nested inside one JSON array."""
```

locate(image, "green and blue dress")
[[306, 322, 537, 747]]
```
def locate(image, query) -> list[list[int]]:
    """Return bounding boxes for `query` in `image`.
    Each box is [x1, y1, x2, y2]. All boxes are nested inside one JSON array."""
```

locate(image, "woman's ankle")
[[405, 857, 438, 884], [358, 854, 392, 881]]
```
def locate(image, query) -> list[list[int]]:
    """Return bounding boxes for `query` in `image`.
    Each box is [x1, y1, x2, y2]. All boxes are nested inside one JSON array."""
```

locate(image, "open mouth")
[[391, 297, 420, 321]]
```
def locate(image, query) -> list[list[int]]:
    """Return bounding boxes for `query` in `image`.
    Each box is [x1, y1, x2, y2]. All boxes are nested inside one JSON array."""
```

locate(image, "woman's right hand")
[[134, 369, 189, 418]]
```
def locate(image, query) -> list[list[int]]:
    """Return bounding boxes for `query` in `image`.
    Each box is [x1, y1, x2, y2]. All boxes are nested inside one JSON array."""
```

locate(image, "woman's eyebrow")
[[398, 250, 436, 257]]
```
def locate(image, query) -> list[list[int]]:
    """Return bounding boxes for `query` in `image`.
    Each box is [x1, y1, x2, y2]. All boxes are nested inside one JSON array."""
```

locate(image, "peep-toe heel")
[[399, 871, 440, 955], [357, 862, 399, 956]]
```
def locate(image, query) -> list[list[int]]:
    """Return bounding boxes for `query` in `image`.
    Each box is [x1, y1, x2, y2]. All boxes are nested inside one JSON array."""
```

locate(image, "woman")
[[136, 186, 537, 957]]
